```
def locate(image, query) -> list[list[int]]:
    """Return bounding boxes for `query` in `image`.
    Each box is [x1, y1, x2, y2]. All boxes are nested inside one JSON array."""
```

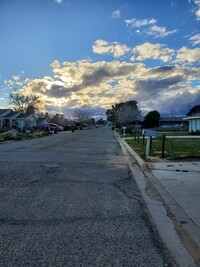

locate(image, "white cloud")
[[132, 42, 174, 63], [171, 1, 177, 8], [196, 8, 200, 19], [92, 40, 130, 58], [125, 17, 177, 38], [193, 0, 200, 20], [175, 46, 200, 63], [54, 0, 63, 4], [112, 10, 121, 19], [148, 25, 177, 38], [7, 45, 200, 117], [189, 33, 200, 46], [125, 18, 156, 27], [12, 75, 20, 81]]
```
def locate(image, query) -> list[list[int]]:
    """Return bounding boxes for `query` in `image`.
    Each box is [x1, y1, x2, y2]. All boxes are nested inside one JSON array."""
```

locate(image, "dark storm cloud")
[[135, 75, 184, 96], [47, 84, 72, 98], [157, 91, 200, 115], [81, 63, 140, 88], [147, 65, 200, 78], [148, 66, 176, 75]]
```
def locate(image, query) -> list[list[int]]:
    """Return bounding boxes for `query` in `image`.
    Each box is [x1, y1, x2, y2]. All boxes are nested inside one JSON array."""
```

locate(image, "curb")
[[114, 132, 198, 267]]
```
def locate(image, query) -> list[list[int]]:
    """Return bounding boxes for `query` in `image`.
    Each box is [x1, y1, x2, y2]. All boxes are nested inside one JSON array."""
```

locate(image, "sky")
[[0, 0, 200, 118]]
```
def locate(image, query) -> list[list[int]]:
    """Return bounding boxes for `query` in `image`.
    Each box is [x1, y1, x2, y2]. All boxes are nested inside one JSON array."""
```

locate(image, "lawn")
[[126, 136, 200, 160]]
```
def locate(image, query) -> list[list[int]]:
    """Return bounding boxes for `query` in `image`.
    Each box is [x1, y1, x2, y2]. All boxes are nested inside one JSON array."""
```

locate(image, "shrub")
[[0, 130, 19, 141], [190, 130, 200, 135]]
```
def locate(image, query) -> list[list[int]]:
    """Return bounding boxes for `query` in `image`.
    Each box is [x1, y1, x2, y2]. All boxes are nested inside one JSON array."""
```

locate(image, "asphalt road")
[[0, 128, 171, 267]]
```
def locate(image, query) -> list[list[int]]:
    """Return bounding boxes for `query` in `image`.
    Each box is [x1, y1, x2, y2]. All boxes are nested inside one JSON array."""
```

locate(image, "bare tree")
[[117, 105, 139, 125], [9, 90, 43, 113], [106, 100, 140, 125], [73, 109, 88, 125]]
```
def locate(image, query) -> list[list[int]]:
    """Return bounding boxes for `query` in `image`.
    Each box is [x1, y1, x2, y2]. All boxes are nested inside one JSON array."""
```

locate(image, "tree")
[[142, 110, 160, 129], [97, 118, 105, 125], [106, 100, 140, 125], [187, 105, 200, 116], [50, 113, 65, 126], [73, 109, 88, 125], [9, 90, 43, 113]]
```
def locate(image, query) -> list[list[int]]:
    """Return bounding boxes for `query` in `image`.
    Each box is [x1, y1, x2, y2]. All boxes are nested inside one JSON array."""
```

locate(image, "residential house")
[[1, 110, 20, 129], [36, 117, 49, 126], [0, 109, 12, 128], [184, 114, 200, 132], [16, 113, 37, 130], [159, 117, 188, 130], [0, 109, 37, 131]]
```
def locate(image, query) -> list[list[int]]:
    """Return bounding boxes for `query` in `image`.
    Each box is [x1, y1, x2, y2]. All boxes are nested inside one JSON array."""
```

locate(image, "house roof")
[[17, 113, 35, 119], [0, 109, 11, 116], [184, 113, 200, 120], [37, 118, 49, 122], [159, 117, 184, 122], [3, 111, 21, 119]]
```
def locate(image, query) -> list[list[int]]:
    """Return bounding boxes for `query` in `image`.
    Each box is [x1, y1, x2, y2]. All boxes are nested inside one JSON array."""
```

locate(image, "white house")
[[184, 114, 200, 132], [0, 109, 37, 131], [16, 113, 37, 130]]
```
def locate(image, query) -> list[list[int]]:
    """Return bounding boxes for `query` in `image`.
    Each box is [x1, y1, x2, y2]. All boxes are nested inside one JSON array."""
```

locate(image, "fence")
[[125, 134, 200, 160], [166, 136, 200, 160]]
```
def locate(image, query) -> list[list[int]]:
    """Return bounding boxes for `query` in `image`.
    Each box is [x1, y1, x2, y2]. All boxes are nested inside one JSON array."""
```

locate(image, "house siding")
[[0, 109, 37, 131], [185, 116, 200, 132]]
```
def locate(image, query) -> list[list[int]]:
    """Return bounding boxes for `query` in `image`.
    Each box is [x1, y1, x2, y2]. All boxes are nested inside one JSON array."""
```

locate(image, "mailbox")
[[142, 129, 156, 138]]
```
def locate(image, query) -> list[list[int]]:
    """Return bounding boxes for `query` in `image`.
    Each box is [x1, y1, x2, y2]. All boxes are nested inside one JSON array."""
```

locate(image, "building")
[[159, 117, 188, 130], [0, 109, 37, 131], [184, 114, 200, 132]]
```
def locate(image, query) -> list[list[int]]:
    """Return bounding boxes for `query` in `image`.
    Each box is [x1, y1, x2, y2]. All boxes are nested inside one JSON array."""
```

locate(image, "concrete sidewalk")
[[118, 137, 200, 266], [149, 161, 200, 228]]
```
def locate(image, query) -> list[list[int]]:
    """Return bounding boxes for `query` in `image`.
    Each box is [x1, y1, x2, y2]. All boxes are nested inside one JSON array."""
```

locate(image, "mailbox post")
[[142, 129, 156, 160], [122, 126, 127, 137]]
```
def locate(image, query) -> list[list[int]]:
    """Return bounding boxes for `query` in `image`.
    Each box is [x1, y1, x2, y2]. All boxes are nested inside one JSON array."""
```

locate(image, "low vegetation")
[[115, 127, 200, 160], [126, 135, 200, 160], [0, 130, 49, 143]]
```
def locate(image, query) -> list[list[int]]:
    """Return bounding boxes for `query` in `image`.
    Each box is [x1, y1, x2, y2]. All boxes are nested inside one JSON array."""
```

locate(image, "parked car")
[[32, 124, 50, 132], [58, 125, 64, 131], [47, 123, 60, 133]]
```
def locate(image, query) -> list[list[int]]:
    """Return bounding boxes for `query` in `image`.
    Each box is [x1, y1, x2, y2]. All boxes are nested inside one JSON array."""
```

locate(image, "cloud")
[[112, 10, 121, 19], [12, 75, 20, 81], [54, 0, 63, 3], [134, 75, 184, 99], [92, 40, 130, 58], [175, 46, 200, 63], [125, 17, 177, 38], [189, 33, 200, 46], [171, 0, 177, 8], [146, 65, 200, 80], [93, 40, 200, 65], [125, 18, 156, 27], [154, 91, 200, 115], [132, 42, 174, 63], [8, 55, 199, 117], [148, 25, 177, 38], [193, 0, 200, 20]]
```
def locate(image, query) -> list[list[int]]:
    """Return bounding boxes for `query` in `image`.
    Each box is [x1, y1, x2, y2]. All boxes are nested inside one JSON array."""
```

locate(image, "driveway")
[[0, 128, 171, 266]]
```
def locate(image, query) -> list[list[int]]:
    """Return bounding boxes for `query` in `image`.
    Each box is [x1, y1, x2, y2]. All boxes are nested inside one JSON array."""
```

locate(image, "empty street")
[[0, 128, 172, 266]]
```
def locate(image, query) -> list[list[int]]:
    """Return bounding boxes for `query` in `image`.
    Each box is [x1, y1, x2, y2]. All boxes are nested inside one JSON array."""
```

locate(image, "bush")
[[0, 129, 49, 142], [0, 130, 19, 141], [190, 130, 200, 135]]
